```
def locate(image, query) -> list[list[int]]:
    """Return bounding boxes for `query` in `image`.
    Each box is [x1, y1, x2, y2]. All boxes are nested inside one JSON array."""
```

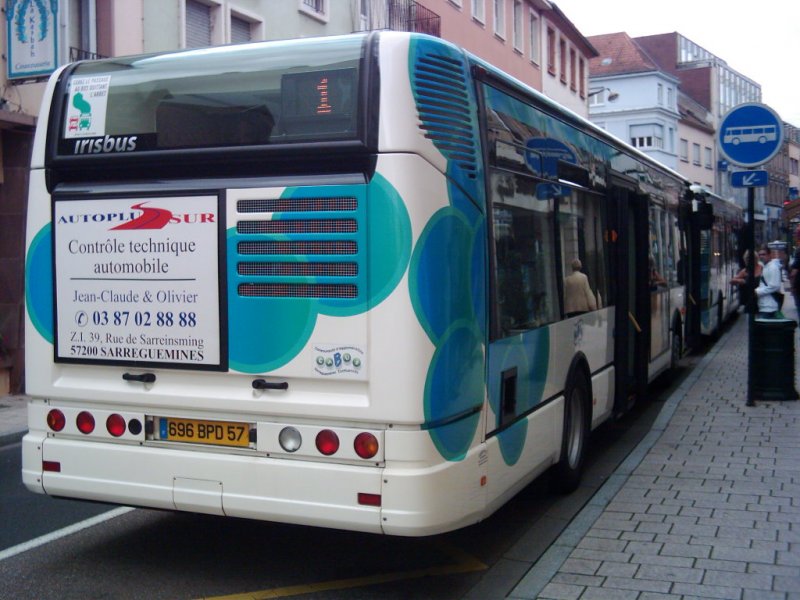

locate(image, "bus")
[[682, 187, 744, 340], [24, 32, 714, 536]]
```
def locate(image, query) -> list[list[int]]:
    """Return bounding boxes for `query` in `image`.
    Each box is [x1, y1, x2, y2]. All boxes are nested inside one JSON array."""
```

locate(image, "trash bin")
[[752, 318, 799, 401]]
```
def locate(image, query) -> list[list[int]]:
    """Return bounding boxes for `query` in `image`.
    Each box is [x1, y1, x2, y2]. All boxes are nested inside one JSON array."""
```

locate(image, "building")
[[586, 32, 680, 171], [0, 0, 595, 393]]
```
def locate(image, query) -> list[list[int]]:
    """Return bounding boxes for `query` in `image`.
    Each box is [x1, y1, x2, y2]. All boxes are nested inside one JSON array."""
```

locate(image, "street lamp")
[[587, 87, 619, 102]]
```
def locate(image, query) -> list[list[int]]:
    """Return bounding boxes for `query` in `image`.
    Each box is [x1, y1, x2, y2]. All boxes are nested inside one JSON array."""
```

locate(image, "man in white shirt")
[[755, 245, 783, 318]]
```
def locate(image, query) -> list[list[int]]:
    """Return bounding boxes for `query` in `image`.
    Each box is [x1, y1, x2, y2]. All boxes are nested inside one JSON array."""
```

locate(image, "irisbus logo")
[[57, 202, 215, 229]]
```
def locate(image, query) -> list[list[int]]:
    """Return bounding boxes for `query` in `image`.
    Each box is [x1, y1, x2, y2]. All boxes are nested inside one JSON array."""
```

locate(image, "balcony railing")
[[69, 47, 108, 62], [358, 0, 441, 37]]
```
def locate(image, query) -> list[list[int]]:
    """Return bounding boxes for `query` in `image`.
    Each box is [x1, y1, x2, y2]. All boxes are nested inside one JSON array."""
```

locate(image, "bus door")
[[609, 183, 649, 413]]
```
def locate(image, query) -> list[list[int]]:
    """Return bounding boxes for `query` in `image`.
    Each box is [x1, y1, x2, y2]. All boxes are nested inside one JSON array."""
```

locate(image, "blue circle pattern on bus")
[[227, 173, 412, 373], [409, 36, 550, 464], [25, 224, 54, 343]]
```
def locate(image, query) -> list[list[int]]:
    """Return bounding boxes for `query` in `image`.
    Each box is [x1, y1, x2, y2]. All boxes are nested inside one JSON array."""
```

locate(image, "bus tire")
[[670, 328, 682, 370], [554, 372, 590, 494]]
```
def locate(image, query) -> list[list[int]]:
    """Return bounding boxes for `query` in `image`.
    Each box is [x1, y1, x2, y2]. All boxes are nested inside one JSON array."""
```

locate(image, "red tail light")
[[47, 409, 66, 432], [106, 414, 126, 437], [43, 461, 61, 472], [76, 411, 95, 434], [315, 430, 339, 455], [357, 493, 381, 506], [354, 432, 379, 459]]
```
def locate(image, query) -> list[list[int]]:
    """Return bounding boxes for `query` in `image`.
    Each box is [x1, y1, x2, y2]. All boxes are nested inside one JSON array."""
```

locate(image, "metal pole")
[[747, 183, 756, 407]]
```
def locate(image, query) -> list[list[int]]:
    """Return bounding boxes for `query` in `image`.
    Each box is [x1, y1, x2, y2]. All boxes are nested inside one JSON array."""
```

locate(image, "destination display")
[[54, 195, 223, 369]]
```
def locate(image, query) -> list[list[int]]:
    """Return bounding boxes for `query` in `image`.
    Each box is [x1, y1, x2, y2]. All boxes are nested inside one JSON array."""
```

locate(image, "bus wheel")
[[554, 374, 589, 493]]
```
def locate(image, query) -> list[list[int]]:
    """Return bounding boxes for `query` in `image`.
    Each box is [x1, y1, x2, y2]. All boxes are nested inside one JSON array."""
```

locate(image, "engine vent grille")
[[412, 52, 478, 178], [234, 194, 361, 299]]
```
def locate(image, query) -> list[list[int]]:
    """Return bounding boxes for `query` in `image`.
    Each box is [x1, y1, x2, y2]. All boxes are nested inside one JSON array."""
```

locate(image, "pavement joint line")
[[507, 321, 736, 599]]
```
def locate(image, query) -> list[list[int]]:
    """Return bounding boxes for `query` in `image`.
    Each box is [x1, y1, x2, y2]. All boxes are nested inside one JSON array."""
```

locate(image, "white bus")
[[24, 32, 711, 535]]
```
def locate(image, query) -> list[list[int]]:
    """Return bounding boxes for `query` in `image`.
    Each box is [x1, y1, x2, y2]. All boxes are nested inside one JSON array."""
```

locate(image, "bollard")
[[751, 318, 799, 401]]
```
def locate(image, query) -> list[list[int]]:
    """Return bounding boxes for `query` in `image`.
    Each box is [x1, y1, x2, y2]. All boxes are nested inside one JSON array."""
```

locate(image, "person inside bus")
[[755, 245, 783, 318], [563, 258, 597, 318]]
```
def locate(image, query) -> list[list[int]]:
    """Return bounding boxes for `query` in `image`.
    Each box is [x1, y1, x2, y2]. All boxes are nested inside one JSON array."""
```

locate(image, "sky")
[[552, 0, 800, 126]]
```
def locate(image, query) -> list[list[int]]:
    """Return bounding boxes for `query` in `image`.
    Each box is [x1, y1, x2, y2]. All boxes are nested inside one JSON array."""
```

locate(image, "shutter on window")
[[230, 16, 251, 44], [186, 0, 211, 48]]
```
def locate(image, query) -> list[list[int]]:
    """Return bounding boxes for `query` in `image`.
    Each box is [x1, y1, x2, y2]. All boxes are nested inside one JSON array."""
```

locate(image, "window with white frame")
[[588, 88, 605, 106], [630, 124, 664, 149], [657, 83, 663, 106], [512, 0, 522, 51], [704, 146, 712, 169], [578, 58, 585, 98], [472, 0, 485, 23], [529, 10, 539, 64], [230, 15, 252, 44], [667, 87, 674, 109], [692, 142, 701, 165], [679, 139, 688, 162], [299, 0, 328, 22], [493, 0, 505, 38]]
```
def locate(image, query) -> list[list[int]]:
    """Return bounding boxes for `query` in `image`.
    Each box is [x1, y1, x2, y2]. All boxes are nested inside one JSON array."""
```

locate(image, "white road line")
[[0, 506, 134, 561]]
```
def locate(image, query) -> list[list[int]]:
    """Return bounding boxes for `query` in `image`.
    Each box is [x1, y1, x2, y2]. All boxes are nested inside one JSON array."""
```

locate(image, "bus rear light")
[[43, 461, 61, 472], [47, 409, 66, 432], [279, 427, 302, 452], [354, 432, 379, 459], [106, 414, 126, 437], [315, 430, 339, 456], [357, 493, 381, 507], [76, 411, 95, 434]]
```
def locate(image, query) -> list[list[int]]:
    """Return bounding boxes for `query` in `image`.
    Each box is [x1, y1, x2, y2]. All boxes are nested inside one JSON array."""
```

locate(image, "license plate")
[[158, 417, 250, 448]]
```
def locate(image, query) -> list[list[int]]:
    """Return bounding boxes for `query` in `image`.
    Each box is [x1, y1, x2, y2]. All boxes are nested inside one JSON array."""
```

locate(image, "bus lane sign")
[[53, 195, 224, 369]]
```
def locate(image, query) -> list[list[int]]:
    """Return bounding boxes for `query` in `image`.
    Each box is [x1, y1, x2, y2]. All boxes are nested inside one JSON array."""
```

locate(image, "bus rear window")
[[56, 35, 365, 156]]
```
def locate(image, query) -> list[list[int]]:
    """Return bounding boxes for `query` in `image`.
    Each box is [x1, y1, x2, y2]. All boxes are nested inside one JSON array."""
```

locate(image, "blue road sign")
[[536, 183, 571, 200], [731, 170, 769, 188], [526, 138, 577, 177], [718, 103, 783, 168]]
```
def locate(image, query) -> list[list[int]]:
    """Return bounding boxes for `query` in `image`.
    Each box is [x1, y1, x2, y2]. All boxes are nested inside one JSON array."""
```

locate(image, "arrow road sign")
[[731, 170, 769, 188], [536, 183, 572, 200], [718, 103, 783, 167]]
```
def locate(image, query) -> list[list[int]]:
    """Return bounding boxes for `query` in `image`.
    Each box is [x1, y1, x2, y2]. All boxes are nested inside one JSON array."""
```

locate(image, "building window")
[[299, 0, 328, 23], [559, 38, 566, 83], [546, 28, 556, 75], [493, 0, 505, 38], [630, 124, 664, 149], [667, 87, 674, 109], [569, 48, 576, 91], [692, 143, 701, 166], [471, 0, 485, 23], [529, 11, 539, 64], [588, 88, 605, 106], [578, 58, 585, 98], [704, 146, 712, 169], [512, 0, 522, 51], [679, 139, 688, 162]]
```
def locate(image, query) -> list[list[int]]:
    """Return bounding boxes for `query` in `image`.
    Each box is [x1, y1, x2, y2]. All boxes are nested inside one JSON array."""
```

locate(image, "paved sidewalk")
[[511, 309, 800, 598], [0, 393, 28, 447]]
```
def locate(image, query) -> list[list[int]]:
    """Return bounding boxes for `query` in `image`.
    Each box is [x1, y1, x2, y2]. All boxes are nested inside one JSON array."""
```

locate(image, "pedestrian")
[[790, 243, 800, 324], [563, 258, 597, 318], [755, 245, 783, 318]]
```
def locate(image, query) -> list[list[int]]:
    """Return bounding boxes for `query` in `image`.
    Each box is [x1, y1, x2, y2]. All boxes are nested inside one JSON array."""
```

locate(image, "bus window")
[[559, 191, 608, 313], [491, 170, 558, 335]]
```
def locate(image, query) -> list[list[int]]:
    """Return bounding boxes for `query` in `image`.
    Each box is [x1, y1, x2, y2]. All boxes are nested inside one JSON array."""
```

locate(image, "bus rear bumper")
[[22, 432, 385, 534]]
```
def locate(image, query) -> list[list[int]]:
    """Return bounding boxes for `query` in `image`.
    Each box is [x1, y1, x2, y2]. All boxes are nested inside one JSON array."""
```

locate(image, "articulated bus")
[[24, 32, 718, 535]]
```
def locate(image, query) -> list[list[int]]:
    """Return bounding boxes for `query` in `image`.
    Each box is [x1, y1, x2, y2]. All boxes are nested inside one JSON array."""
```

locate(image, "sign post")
[[718, 103, 783, 407]]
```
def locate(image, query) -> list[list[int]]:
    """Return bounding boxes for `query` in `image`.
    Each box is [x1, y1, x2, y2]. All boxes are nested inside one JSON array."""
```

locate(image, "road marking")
[[198, 541, 487, 600], [0, 506, 133, 562]]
